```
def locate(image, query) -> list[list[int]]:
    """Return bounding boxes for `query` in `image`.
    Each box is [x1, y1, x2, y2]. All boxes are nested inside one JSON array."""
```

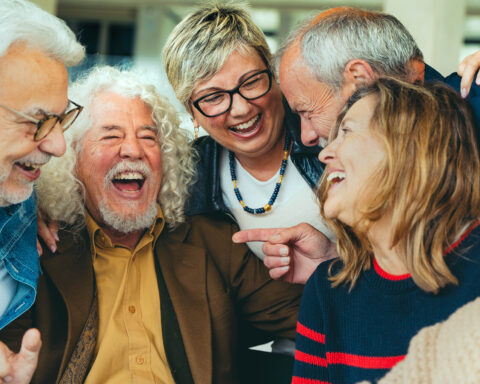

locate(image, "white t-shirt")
[[220, 148, 335, 260], [0, 261, 17, 318]]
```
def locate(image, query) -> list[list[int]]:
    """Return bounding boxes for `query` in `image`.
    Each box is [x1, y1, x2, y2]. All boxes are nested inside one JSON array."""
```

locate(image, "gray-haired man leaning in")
[[234, 6, 480, 282], [0, 66, 301, 384], [0, 0, 84, 381]]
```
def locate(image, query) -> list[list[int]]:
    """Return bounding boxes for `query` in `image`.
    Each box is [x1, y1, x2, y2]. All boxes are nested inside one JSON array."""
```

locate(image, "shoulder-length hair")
[[318, 77, 480, 292], [36, 66, 197, 229]]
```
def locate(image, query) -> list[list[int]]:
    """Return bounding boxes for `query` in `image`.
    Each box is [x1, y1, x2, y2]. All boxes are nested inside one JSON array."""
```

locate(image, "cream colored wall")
[[31, 0, 57, 14], [385, 0, 466, 76], [53, 0, 473, 75]]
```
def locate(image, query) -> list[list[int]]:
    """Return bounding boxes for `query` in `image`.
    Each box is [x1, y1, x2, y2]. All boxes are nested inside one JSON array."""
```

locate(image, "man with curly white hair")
[[0, 0, 84, 380], [0, 66, 302, 384]]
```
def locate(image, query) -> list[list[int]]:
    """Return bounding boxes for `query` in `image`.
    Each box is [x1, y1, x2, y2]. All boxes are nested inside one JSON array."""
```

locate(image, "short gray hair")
[[278, 7, 423, 91], [0, 0, 84, 66], [163, 1, 273, 114], [36, 66, 197, 229]]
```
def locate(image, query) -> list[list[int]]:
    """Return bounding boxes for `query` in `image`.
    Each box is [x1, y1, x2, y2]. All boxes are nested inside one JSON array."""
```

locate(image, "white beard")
[[98, 198, 158, 234]]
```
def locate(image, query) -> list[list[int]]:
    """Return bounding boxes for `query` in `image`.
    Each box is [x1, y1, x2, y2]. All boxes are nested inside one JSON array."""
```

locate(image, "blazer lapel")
[[155, 224, 213, 384], [41, 230, 95, 380]]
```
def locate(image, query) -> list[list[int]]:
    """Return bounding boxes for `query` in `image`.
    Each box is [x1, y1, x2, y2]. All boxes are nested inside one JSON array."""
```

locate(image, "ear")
[[342, 59, 376, 92], [406, 59, 425, 84]]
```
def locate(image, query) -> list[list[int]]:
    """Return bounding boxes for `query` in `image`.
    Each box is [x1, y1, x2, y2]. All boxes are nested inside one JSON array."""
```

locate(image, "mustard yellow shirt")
[[84, 208, 175, 384]]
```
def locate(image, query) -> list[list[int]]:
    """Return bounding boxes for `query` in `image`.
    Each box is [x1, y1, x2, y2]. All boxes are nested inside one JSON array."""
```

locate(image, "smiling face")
[[279, 43, 347, 147], [75, 92, 162, 234], [190, 48, 285, 162], [0, 43, 68, 205], [319, 94, 386, 226]]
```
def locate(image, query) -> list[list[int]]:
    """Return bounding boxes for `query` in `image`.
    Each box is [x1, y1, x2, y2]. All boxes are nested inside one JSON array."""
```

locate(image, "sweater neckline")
[[366, 219, 480, 293]]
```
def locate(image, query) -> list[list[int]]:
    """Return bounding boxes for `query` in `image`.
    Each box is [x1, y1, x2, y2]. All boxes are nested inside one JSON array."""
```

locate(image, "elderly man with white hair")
[[0, 0, 84, 381], [0, 66, 301, 384]]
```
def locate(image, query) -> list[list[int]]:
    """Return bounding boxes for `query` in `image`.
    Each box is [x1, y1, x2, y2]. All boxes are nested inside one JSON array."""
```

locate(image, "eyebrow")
[[102, 125, 122, 131], [192, 68, 265, 98], [24, 102, 69, 118]]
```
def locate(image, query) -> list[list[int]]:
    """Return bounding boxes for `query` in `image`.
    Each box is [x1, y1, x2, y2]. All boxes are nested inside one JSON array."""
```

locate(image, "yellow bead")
[[233, 180, 237, 188], [264, 204, 272, 212], [279, 175, 284, 182], [240, 201, 246, 208]]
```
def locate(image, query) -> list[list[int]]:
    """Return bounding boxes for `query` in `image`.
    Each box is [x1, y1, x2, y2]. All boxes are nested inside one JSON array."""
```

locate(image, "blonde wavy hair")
[[36, 66, 197, 229], [162, 1, 274, 114], [318, 77, 480, 293]]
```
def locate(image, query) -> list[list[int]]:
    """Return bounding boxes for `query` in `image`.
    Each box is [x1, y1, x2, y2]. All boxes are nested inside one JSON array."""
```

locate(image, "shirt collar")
[[85, 205, 165, 260]]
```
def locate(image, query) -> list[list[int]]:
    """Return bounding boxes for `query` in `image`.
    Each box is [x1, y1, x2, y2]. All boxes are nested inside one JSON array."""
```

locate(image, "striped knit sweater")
[[292, 221, 480, 384], [358, 296, 480, 384]]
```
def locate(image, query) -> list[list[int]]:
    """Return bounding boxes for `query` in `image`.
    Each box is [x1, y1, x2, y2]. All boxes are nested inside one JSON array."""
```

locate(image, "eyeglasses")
[[192, 69, 272, 117], [0, 99, 83, 141]]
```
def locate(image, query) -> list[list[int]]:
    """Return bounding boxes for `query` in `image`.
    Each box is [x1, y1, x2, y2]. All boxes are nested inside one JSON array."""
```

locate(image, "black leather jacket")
[[185, 99, 325, 217]]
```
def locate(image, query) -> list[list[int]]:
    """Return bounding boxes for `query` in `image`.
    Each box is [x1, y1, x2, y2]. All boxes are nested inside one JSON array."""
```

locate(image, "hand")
[[0, 329, 41, 384], [37, 215, 59, 255], [233, 223, 337, 284], [458, 50, 480, 98]]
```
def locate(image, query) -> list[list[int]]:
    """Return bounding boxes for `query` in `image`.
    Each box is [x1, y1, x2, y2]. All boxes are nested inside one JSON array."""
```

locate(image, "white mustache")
[[15, 152, 51, 165]]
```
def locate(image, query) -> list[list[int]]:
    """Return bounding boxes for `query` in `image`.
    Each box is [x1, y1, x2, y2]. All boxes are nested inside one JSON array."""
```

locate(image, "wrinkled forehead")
[[89, 93, 158, 131]]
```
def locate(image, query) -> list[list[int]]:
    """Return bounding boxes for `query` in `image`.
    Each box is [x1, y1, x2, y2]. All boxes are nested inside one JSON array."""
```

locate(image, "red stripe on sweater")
[[326, 352, 405, 369], [295, 350, 327, 367], [297, 322, 325, 343], [291, 377, 332, 384], [444, 219, 480, 255], [373, 258, 410, 281]]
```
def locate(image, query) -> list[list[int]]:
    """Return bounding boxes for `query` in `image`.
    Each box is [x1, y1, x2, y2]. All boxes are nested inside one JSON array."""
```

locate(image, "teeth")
[[113, 171, 144, 181], [230, 115, 260, 131], [19, 162, 41, 170], [327, 171, 345, 182]]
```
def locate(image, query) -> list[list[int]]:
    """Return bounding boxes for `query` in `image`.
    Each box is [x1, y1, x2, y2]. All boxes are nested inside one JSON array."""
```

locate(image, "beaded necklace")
[[229, 133, 291, 214]]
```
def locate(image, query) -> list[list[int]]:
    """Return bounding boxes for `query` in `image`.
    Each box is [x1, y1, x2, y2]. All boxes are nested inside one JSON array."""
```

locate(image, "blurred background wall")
[[30, 0, 480, 111]]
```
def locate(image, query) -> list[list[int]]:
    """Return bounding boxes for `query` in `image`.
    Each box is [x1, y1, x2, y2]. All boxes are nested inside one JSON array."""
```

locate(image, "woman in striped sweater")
[[292, 78, 480, 384]]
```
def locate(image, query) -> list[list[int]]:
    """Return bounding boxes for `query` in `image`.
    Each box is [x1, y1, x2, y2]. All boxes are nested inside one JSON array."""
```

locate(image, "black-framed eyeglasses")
[[0, 99, 83, 141], [192, 69, 272, 118]]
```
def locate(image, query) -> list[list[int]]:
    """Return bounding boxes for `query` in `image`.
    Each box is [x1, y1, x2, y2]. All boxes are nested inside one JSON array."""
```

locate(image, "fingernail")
[[279, 247, 288, 256], [281, 257, 290, 265], [271, 234, 281, 241], [232, 234, 239, 242], [4, 376, 12, 383], [50, 245, 57, 253], [461, 88, 467, 98], [53, 232, 60, 242]]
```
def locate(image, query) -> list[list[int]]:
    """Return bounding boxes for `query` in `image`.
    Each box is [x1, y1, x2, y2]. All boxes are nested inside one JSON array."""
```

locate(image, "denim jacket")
[[0, 193, 39, 330]]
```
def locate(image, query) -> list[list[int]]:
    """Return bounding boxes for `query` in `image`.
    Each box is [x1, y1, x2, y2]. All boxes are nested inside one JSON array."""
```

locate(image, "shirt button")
[[129, 305, 136, 314], [136, 355, 144, 365]]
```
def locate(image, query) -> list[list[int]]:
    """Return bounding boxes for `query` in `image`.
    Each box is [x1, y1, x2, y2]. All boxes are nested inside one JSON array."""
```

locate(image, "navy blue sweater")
[[293, 221, 480, 384]]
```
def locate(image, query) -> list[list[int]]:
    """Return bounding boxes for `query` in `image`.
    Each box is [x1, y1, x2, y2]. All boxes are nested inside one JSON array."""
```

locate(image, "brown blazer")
[[0, 214, 302, 383]]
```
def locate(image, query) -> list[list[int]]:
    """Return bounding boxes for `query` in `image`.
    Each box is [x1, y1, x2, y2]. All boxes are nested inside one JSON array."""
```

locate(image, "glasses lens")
[[35, 117, 59, 141], [239, 72, 271, 100], [197, 92, 231, 117], [60, 108, 81, 131]]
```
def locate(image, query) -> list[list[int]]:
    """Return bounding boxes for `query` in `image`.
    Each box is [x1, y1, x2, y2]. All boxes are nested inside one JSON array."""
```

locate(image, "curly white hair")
[[36, 66, 197, 229]]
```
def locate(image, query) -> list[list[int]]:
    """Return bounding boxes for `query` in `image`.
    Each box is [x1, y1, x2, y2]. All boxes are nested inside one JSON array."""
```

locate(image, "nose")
[[229, 92, 251, 117], [318, 138, 337, 164], [300, 117, 320, 147], [38, 121, 66, 157], [119, 134, 144, 159]]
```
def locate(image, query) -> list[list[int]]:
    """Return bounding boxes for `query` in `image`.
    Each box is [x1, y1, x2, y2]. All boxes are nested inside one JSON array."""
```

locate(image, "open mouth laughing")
[[228, 114, 261, 135], [14, 160, 48, 181], [112, 170, 146, 193], [327, 171, 345, 185]]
